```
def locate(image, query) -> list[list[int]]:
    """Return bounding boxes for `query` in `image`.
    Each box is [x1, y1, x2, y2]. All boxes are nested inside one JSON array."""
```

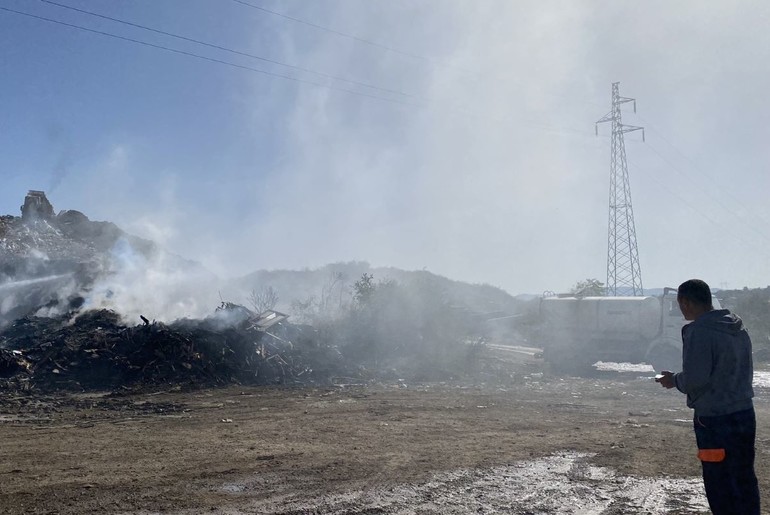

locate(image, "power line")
[[620, 112, 770, 246], [39, 0, 606, 126], [230, 0, 446, 66], [228, 0, 617, 111], [1, 6, 611, 143], [642, 140, 770, 247], [38, 0, 608, 129], [39, 0, 422, 101], [0, 6, 424, 108], [628, 161, 770, 262], [636, 113, 770, 232], [228, 0, 608, 110], [0, 2, 616, 149]]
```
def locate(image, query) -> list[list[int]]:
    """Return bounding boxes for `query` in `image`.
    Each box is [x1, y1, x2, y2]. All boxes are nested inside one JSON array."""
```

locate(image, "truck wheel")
[[647, 345, 681, 373]]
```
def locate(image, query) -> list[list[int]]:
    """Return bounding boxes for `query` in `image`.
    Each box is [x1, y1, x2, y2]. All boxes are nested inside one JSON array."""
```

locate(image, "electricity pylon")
[[596, 82, 645, 296]]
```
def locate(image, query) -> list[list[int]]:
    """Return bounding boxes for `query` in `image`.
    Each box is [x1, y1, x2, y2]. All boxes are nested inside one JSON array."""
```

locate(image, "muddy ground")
[[1, 349, 769, 514]]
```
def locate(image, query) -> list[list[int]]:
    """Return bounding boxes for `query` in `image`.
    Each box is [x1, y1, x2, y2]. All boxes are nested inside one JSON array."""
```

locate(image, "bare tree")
[[247, 286, 279, 313], [319, 271, 346, 314]]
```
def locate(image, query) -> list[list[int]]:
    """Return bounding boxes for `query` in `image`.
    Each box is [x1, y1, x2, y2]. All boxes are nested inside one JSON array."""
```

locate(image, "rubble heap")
[[0, 190, 212, 328], [1, 190, 145, 266], [20, 190, 55, 221], [0, 303, 355, 392]]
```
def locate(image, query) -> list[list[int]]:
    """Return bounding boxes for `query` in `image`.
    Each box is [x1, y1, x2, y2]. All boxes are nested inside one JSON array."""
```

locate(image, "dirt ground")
[[1, 349, 769, 514]]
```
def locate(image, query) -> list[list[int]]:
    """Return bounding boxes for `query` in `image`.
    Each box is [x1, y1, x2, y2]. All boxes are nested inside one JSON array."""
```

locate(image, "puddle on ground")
[[594, 363, 770, 390], [593, 361, 654, 373], [208, 452, 708, 515], [752, 370, 770, 388]]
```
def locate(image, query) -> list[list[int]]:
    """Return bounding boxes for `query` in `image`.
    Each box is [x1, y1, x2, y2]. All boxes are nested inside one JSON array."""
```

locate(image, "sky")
[[1, 0, 769, 296]]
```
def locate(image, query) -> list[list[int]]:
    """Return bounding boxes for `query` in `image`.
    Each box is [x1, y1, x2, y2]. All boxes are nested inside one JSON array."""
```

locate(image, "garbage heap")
[[0, 303, 354, 392]]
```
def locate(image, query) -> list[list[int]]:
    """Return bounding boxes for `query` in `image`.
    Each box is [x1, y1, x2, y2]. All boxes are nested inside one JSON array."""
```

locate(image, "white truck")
[[539, 288, 721, 374]]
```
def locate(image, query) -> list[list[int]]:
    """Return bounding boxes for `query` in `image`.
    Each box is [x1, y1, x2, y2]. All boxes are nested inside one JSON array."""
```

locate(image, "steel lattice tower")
[[596, 82, 645, 296]]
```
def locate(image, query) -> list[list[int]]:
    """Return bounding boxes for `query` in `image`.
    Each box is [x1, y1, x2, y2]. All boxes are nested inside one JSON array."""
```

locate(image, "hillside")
[[229, 262, 522, 321]]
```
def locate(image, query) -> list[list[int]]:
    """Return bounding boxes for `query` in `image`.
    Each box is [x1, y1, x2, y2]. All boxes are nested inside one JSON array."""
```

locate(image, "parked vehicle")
[[539, 288, 721, 374]]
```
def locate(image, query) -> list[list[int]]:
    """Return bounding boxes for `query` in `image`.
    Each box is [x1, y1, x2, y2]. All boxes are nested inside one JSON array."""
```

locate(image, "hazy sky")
[[2, 0, 769, 295]]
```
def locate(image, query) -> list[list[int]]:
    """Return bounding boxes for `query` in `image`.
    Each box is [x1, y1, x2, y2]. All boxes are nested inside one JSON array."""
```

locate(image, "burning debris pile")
[[0, 191, 367, 392], [0, 303, 354, 392], [1, 191, 506, 392]]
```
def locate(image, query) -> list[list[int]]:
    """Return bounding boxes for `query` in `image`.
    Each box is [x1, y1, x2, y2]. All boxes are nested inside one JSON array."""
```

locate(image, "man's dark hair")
[[678, 279, 713, 307]]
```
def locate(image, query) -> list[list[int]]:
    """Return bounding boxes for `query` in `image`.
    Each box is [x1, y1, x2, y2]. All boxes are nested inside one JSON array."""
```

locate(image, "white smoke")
[[81, 237, 219, 324], [0, 293, 16, 316]]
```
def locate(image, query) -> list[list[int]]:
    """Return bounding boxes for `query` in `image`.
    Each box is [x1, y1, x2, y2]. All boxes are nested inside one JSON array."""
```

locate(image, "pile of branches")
[[0, 304, 355, 392]]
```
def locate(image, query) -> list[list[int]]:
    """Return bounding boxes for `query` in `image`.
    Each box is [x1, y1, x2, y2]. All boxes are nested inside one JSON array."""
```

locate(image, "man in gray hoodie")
[[656, 279, 759, 514]]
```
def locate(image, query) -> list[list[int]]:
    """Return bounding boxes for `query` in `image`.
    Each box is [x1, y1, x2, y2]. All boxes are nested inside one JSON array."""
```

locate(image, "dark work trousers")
[[694, 407, 760, 515]]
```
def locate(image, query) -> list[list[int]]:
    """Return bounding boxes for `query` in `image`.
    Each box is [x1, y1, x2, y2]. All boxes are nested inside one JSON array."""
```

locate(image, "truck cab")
[[646, 289, 722, 372]]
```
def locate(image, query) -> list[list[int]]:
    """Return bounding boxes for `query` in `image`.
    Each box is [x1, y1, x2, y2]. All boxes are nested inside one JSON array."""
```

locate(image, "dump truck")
[[539, 288, 721, 374]]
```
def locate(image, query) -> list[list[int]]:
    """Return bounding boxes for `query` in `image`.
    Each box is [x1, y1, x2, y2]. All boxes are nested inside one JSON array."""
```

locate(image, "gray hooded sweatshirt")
[[673, 309, 754, 416]]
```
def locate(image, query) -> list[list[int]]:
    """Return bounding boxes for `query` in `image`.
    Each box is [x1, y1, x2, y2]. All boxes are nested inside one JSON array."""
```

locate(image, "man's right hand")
[[655, 371, 676, 389]]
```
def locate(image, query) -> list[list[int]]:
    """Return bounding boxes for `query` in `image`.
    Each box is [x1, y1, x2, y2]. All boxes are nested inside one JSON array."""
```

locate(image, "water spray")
[[0, 273, 73, 292]]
